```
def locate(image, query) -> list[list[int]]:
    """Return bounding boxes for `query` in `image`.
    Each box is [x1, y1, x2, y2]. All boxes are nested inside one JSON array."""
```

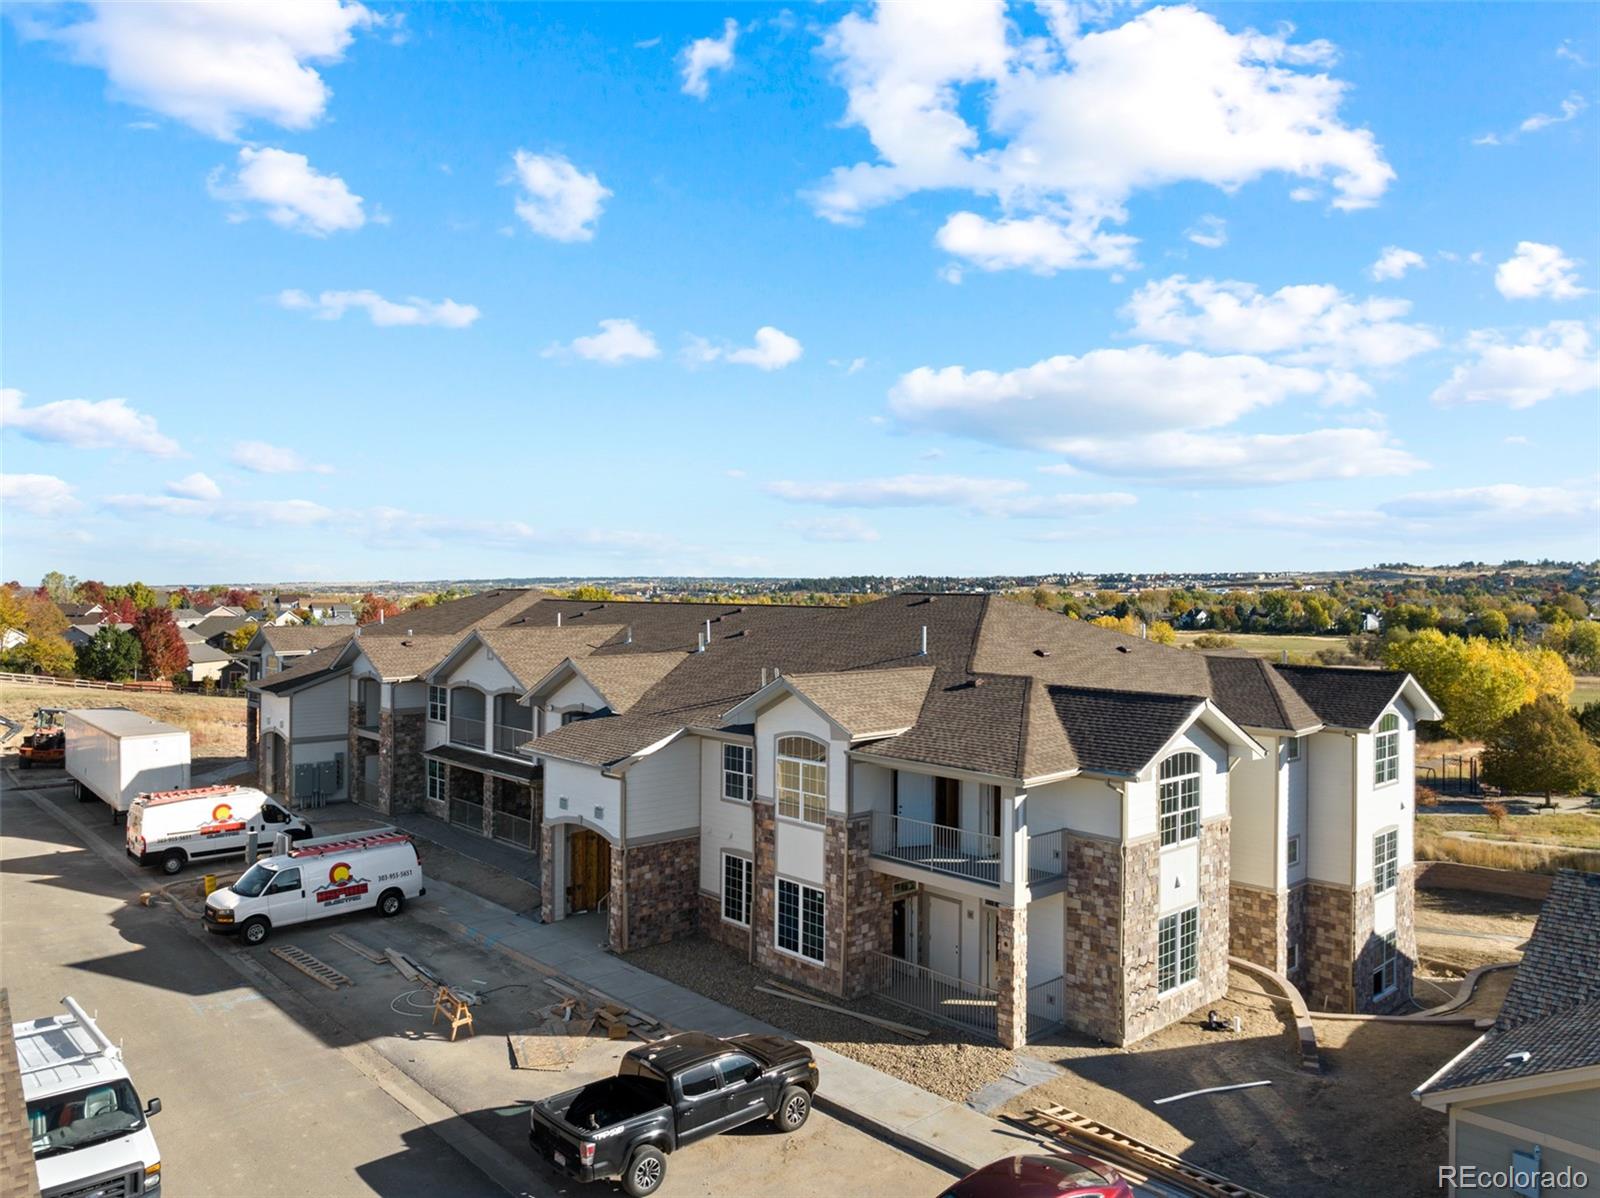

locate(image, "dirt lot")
[[1009, 968, 1482, 1198], [0, 681, 248, 766], [1414, 886, 1540, 975], [625, 935, 1017, 1103]]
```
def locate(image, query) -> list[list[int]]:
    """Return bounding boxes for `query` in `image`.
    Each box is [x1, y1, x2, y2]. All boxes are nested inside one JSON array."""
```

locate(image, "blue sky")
[[2, 1, 1597, 584]]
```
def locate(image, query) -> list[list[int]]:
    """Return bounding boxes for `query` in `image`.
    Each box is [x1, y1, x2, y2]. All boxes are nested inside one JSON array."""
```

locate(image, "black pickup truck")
[[528, 1031, 819, 1196]]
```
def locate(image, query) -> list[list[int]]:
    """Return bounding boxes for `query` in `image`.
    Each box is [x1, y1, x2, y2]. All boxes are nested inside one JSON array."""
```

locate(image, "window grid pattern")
[[722, 744, 753, 803], [426, 759, 445, 802], [1287, 835, 1301, 868], [776, 878, 825, 963], [1372, 931, 1397, 997], [776, 736, 827, 825], [427, 685, 447, 723], [1375, 713, 1400, 785], [1285, 736, 1301, 762], [1374, 828, 1399, 894], [722, 853, 752, 926], [1158, 907, 1199, 993], [1158, 752, 1201, 847]]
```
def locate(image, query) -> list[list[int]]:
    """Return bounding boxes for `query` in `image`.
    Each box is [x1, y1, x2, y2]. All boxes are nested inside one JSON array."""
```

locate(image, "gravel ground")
[[624, 935, 1016, 1102]]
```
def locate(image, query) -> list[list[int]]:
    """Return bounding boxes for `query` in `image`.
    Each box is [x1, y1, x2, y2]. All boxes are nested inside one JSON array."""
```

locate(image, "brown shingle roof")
[[574, 652, 691, 714], [783, 667, 936, 738], [1274, 665, 1408, 729], [475, 625, 626, 689], [248, 641, 353, 693], [354, 634, 461, 681], [259, 625, 352, 653]]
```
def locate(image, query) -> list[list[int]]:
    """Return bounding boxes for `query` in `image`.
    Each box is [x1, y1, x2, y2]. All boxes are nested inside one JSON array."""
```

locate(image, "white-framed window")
[[1286, 943, 1300, 973], [721, 853, 753, 926], [1158, 752, 1201, 847], [1374, 827, 1399, 894], [427, 685, 447, 723], [1374, 713, 1400, 785], [1286, 834, 1302, 869], [722, 744, 753, 803], [776, 878, 825, 963], [426, 758, 445, 802], [1284, 735, 1301, 762], [1158, 906, 1199, 993], [776, 736, 827, 826], [1371, 931, 1397, 998]]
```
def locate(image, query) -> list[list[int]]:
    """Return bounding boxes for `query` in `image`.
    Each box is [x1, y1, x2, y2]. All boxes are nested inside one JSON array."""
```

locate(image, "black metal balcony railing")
[[866, 952, 998, 1039]]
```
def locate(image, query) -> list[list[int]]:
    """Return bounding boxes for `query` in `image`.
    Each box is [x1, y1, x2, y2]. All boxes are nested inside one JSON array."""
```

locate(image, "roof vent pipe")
[[556, 611, 562, 627], [624, 625, 633, 645], [760, 667, 769, 687], [920, 625, 928, 656], [379, 609, 385, 624], [705, 618, 712, 644], [697, 632, 707, 653]]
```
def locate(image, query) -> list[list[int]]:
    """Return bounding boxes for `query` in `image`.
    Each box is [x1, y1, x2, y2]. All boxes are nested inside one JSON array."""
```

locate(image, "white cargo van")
[[203, 827, 425, 945], [64, 708, 190, 822], [16, 996, 163, 1198], [126, 784, 314, 875]]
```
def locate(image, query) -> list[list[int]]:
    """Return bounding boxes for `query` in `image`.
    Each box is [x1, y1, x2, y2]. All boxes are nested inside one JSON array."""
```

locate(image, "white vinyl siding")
[[1158, 752, 1201, 847], [721, 852, 752, 926], [776, 877, 825, 963], [1374, 713, 1400, 785], [1158, 906, 1198, 993], [776, 736, 827, 826], [722, 743, 752, 803]]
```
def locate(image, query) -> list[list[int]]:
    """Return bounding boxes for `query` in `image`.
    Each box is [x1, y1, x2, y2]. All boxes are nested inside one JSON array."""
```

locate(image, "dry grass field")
[[0, 682, 248, 762]]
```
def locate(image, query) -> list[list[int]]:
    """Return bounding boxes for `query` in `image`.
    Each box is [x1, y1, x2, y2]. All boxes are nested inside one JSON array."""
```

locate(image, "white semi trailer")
[[64, 708, 191, 822]]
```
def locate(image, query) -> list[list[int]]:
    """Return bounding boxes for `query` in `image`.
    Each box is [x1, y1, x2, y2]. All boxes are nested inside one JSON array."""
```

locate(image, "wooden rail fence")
[[0, 671, 247, 700]]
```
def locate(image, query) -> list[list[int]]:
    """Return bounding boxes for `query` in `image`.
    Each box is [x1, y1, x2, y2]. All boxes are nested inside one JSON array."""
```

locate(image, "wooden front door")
[[567, 828, 611, 914]]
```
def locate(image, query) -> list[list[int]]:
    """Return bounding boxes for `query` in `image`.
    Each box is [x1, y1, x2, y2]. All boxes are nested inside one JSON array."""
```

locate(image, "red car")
[[938, 1150, 1135, 1198]]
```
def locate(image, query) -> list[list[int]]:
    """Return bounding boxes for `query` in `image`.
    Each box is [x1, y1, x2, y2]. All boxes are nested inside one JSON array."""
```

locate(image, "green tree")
[[11, 634, 76, 677], [40, 571, 77, 604], [225, 620, 260, 653], [1481, 696, 1600, 806], [1476, 609, 1509, 639], [76, 626, 142, 681], [1575, 701, 1600, 745], [1385, 629, 1535, 740], [1565, 622, 1600, 673]]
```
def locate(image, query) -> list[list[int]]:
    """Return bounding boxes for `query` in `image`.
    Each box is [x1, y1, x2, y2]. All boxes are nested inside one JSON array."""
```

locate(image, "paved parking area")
[[7, 771, 958, 1198]]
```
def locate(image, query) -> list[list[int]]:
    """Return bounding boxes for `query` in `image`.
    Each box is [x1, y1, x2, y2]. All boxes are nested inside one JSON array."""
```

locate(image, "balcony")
[[869, 812, 1069, 888], [450, 714, 485, 749], [493, 722, 533, 757]]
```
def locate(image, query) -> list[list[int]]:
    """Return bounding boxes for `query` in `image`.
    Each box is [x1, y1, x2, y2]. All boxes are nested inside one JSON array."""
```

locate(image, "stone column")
[[994, 904, 1029, 1049], [539, 821, 557, 924], [245, 701, 259, 763], [842, 814, 892, 999], [607, 843, 627, 951]]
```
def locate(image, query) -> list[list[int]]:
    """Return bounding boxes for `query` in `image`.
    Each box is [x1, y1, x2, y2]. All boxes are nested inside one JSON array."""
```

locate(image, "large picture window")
[[1158, 907, 1199, 993], [722, 853, 753, 926], [776, 736, 827, 825], [1158, 752, 1201, 847], [776, 878, 825, 963], [1374, 828, 1399, 894], [722, 744, 753, 803], [1374, 713, 1400, 785]]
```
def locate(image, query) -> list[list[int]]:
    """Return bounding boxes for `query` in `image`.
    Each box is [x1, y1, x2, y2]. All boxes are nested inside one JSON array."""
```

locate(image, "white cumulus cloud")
[[1185, 215, 1227, 249], [165, 472, 221, 501], [1038, 427, 1426, 485], [1123, 276, 1438, 368], [716, 327, 804, 370], [0, 388, 180, 457], [546, 319, 661, 365], [20, 0, 375, 140], [229, 440, 334, 474], [0, 473, 81, 516], [784, 515, 881, 543], [680, 18, 738, 99], [765, 473, 1136, 518], [1380, 484, 1598, 524], [935, 212, 1136, 274], [1369, 246, 1425, 281], [1494, 241, 1589, 301], [809, 3, 1392, 272], [1431, 321, 1600, 409], [209, 147, 366, 236], [278, 289, 480, 328], [508, 150, 610, 242]]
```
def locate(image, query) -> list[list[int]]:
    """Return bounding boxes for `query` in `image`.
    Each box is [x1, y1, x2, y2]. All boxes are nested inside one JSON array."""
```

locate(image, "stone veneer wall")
[[699, 889, 751, 955], [1229, 883, 1285, 974], [1122, 818, 1231, 1045], [1061, 833, 1125, 1044], [750, 799, 847, 996], [841, 814, 892, 999], [348, 705, 379, 812], [994, 905, 1028, 1049], [1352, 865, 1416, 1014], [539, 822, 557, 924], [381, 710, 425, 814], [1302, 882, 1356, 1012], [1285, 883, 1308, 990], [245, 701, 259, 763], [620, 835, 700, 951]]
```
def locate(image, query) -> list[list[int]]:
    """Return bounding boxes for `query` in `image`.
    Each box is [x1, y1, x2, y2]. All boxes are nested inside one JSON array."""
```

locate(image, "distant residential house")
[[182, 641, 234, 685], [274, 593, 309, 614], [242, 624, 352, 681], [195, 604, 245, 620], [1414, 871, 1600, 1194], [64, 622, 132, 649], [169, 607, 206, 628], [192, 614, 252, 647], [305, 597, 356, 624], [1361, 611, 1383, 633], [1, 628, 28, 651], [1179, 609, 1211, 630], [57, 602, 105, 623]]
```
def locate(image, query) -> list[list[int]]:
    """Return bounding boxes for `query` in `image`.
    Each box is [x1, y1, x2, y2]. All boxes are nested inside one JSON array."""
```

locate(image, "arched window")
[[1374, 713, 1400, 785], [1158, 751, 1201, 847], [776, 735, 827, 825]]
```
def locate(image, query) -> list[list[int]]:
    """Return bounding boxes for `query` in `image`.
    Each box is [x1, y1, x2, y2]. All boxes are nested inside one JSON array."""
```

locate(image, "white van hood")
[[205, 888, 242, 914], [35, 1124, 158, 1194]]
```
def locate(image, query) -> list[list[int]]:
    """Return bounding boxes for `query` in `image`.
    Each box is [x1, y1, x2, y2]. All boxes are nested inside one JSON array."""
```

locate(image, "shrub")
[[1191, 634, 1236, 649]]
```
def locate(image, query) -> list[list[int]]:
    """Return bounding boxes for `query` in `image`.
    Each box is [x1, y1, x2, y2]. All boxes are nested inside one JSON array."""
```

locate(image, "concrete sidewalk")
[[409, 876, 1042, 1176]]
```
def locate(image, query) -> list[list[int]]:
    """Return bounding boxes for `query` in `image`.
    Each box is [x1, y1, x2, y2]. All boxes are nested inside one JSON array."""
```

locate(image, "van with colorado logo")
[[202, 827, 424, 945], [126, 784, 314, 875]]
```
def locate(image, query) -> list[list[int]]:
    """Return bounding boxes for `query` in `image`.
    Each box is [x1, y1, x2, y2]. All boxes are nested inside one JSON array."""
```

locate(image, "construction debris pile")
[[509, 977, 669, 1072]]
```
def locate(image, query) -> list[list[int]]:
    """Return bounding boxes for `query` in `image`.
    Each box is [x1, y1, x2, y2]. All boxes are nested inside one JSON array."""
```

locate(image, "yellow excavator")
[[1, 706, 67, 769]]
